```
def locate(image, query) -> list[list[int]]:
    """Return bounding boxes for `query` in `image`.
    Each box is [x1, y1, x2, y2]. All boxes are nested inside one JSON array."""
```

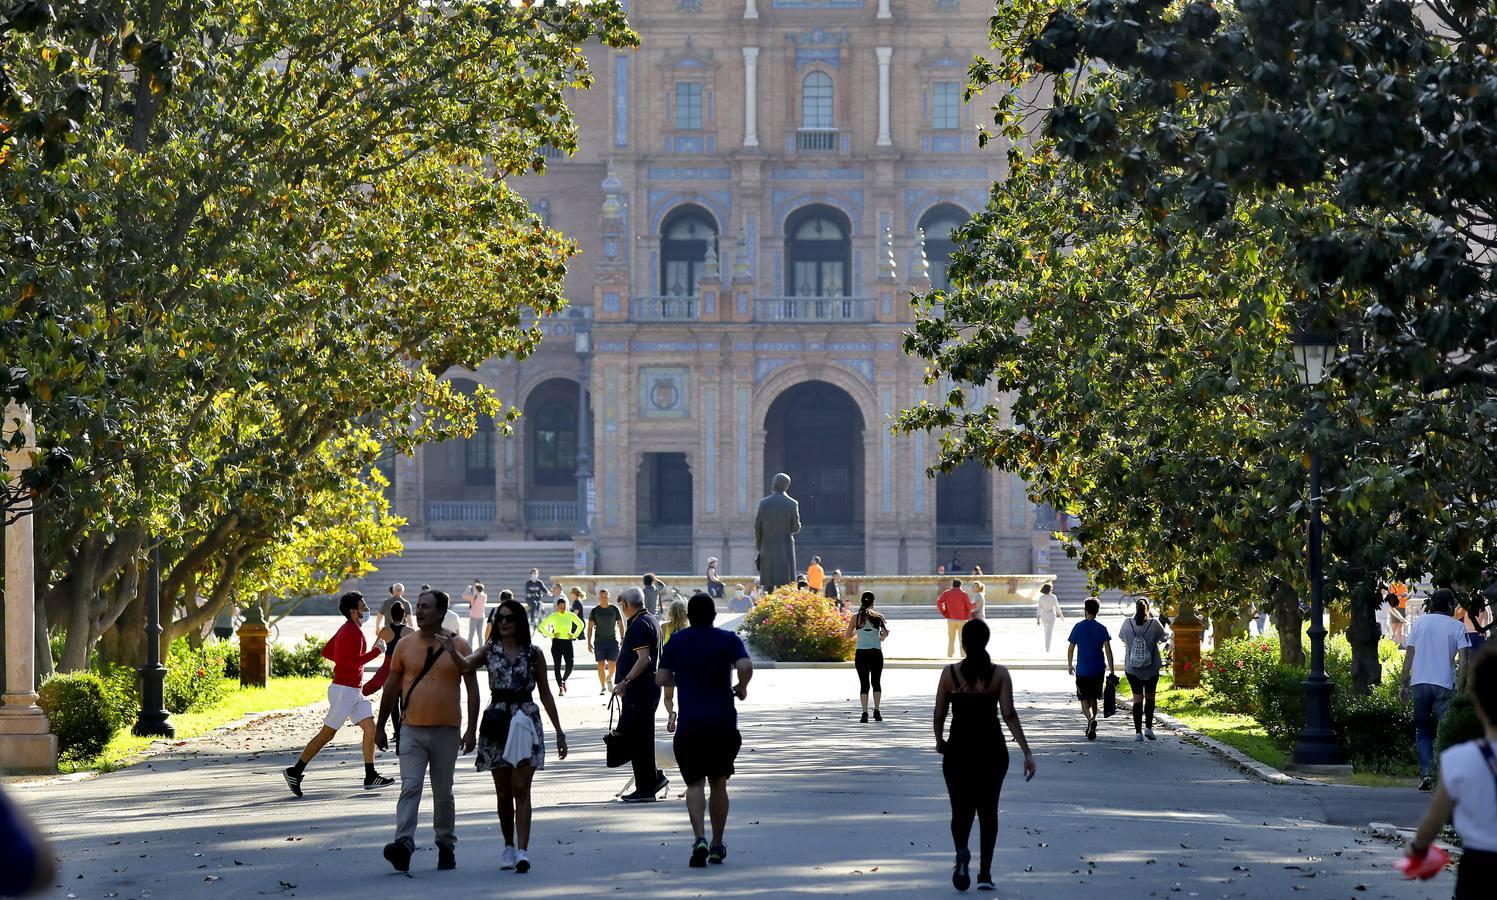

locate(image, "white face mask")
[[359, 610, 369, 623]]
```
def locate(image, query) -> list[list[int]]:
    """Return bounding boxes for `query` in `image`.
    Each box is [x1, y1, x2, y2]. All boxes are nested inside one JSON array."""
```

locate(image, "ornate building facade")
[[386, 0, 1067, 577]]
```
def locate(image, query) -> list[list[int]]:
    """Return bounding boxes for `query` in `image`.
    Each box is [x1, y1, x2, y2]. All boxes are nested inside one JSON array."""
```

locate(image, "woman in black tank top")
[[933, 619, 1037, 893]]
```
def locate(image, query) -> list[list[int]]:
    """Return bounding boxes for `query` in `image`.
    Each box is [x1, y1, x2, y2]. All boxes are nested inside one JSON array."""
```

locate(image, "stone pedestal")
[[238, 622, 270, 688], [2, 402, 58, 773], [1171, 608, 1205, 689]]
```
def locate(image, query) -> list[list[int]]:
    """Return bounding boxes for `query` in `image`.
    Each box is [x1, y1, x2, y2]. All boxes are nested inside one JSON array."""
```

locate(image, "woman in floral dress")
[[442, 597, 566, 874]]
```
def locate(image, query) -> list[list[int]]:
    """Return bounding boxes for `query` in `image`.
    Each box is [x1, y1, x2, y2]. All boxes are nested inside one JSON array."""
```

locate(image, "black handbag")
[[1102, 673, 1120, 718], [603, 694, 630, 768]]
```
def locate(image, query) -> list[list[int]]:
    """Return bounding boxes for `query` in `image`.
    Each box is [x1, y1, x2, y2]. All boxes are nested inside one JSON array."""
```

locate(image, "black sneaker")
[[873, 709, 883, 722], [283, 767, 304, 797], [619, 791, 658, 803], [1086, 719, 1098, 741], [975, 872, 995, 892], [860, 711, 869, 724], [1418, 776, 1434, 792], [383, 838, 413, 873], [654, 772, 669, 797], [952, 848, 971, 892], [364, 772, 395, 790], [689, 838, 710, 868], [437, 843, 456, 870], [708, 842, 727, 865]]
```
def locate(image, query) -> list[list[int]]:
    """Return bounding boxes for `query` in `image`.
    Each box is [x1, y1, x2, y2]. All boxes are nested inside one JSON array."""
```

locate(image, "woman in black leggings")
[[933, 619, 1036, 892], [845, 591, 890, 723]]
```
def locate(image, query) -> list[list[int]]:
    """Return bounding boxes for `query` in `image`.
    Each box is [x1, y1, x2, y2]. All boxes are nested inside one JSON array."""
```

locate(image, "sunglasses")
[[493, 613, 523, 623]]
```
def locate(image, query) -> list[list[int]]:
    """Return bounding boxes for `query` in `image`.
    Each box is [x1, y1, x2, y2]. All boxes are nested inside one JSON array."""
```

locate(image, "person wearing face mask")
[[283, 591, 396, 796]]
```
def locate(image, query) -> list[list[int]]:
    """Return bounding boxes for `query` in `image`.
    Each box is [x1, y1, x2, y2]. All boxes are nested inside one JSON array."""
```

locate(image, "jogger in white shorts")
[[284, 591, 396, 796]]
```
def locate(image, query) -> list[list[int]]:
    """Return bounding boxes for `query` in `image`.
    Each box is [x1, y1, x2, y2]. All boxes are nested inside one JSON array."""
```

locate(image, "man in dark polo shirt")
[[611, 587, 665, 802], [658, 593, 753, 868]]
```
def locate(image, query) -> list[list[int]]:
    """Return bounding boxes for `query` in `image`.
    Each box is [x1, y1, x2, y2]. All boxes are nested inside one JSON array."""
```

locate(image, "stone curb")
[[1363, 822, 1463, 863], [1152, 711, 1313, 786], [7, 704, 317, 789]]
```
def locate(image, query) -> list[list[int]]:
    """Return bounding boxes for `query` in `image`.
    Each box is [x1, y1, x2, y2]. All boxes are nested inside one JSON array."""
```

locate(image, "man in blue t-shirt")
[[657, 592, 754, 869], [1067, 596, 1115, 741]]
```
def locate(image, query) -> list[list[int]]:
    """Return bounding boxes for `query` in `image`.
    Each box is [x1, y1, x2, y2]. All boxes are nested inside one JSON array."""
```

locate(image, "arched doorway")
[[635, 452, 693, 574], [522, 378, 580, 538], [919, 203, 968, 293], [936, 460, 992, 574], [785, 205, 851, 299], [422, 378, 497, 529], [763, 381, 865, 572], [659, 205, 718, 299]]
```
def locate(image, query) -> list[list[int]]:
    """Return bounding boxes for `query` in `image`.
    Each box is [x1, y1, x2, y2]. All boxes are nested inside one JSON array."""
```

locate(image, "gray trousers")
[[396, 725, 459, 848]]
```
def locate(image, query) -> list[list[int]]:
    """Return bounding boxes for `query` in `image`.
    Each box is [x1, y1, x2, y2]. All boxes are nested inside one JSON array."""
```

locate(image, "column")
[[745, 0, 759, 18], [742, 47, 760, 148], [877, 0, 891, 19], [1, 402, 57, 773], [876, 47, 893, 147]]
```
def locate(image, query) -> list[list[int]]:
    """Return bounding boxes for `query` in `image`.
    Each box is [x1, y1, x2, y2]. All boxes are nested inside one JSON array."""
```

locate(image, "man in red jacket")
[[937, 579, 974, 658], [283, 591, 396, 796]]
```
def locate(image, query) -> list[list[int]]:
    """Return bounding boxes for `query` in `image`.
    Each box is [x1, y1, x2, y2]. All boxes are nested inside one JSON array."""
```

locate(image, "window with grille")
[[533, 403, 577, 486], [802, 72, 834, 129], [933, 81, 961, 130], [675, 82, 703, 130]]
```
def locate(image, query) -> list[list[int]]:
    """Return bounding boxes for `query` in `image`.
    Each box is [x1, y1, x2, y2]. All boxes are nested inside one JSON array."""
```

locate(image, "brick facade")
[[391, 0, 1053, 577]]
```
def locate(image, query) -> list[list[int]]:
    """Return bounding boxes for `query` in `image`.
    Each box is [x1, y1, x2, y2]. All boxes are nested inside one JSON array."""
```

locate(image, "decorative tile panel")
[[640, 367, 690, 419], [755, 358, 794, 383]]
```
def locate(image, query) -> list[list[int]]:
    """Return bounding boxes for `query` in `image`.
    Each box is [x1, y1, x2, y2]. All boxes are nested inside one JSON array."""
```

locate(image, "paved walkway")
[[11, 668, 1446, 899]]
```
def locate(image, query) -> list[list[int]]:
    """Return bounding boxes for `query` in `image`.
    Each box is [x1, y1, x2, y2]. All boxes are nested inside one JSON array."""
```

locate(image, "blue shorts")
[[594, 643, 619, 663]]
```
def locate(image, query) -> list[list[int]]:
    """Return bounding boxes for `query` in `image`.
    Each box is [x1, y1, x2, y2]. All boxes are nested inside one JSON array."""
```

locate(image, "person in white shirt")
[[1035, 583, 1064, 652], [1401, 588, 1472, 790], [1407, 645, 1497, 899]]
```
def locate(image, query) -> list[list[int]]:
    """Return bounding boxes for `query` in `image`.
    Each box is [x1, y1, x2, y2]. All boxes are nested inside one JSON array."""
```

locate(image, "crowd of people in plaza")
[[258, 549, 1497, 896]]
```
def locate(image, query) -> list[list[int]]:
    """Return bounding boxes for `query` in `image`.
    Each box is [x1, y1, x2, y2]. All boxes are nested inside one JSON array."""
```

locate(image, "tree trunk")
[[1347, 581, 1381, 695], [1271, 580, 1305, 667], [96, 591, 147, 673], [33, 599, 54, 683]]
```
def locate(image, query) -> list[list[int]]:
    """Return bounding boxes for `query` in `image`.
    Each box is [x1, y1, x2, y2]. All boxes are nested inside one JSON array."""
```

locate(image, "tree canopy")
[[899, 0, 1497, 688], [2, 0, 637, 669]]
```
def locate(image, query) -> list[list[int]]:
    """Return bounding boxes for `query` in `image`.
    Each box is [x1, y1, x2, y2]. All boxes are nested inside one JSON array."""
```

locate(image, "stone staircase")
[[341, 540, 577, 602]]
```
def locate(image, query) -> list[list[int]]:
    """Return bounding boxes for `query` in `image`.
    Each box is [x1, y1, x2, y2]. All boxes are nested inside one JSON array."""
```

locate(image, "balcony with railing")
[[426, 501, 496, 524], [795, 128, 840, 152], [753, 296, 873, 323], [525, 500, 578, 530], [630, 296, 701, 321]]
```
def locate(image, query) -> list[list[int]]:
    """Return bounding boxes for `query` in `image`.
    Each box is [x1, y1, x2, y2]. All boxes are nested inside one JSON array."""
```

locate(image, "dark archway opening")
[[523, 378, 581, 538], [763, 381, 865, 572], [936, 460, 992, 573], [636, 452, 693, 574], [919, 203, 968, 294], [422, 378, 496, 530]]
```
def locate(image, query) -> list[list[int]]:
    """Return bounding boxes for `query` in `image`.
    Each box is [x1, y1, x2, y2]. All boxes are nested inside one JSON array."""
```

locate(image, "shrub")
[[1436, 692, 1484, 756], [740, 587, 854, 662], [38, 673, 117, 762], [163, 638, 228, 714], [97, 665, 141, 733], [1202, 635, 1279, 714], [221, 641, 241, 679], [271, 634, 331, 678], [1253, 665, 1307, 746], [1338, 687, 1416, 772]]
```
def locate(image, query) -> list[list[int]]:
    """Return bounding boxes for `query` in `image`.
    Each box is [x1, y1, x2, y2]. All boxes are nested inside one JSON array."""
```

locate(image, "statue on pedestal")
[[753, 472, 801, 593]]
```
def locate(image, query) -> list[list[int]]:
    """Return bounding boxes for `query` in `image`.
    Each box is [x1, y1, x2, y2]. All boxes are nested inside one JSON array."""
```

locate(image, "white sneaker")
[[1135, 732, 1144, 742], [514, 849, 530, 873], [1145, 727, 1156, 741], [500, 845, 517, 870]]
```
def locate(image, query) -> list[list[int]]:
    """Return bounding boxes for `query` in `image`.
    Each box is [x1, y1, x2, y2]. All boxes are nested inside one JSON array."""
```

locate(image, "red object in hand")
[[1396, 845, 1450, 880]]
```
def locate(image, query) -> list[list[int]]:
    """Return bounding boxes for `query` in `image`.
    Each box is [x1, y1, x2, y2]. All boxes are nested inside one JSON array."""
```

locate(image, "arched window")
[[786, 206, 851, 298], [919, 205, 968, 293], [532, 403, 577, 486], [464, 417, 496, 486], [802, 72, 834, 129], [659, 208, 717, 297]]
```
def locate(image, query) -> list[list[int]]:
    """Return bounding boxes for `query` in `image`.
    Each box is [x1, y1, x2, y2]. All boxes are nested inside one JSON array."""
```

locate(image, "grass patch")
[[1154, 680, 1289, 771], [66, 677, 326, 774]]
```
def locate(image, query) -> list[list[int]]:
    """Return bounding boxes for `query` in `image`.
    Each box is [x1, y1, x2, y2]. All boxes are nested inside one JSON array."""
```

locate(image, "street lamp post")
[[132, 541, 175, 738], [1290, 330, 1344, 767]]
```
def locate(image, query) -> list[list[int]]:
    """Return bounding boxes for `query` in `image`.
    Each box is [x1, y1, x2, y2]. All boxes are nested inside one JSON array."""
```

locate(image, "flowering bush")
[[1201, 634, 1280, 714], [739, 587, 854, 662], [163, 638, 231, 714]]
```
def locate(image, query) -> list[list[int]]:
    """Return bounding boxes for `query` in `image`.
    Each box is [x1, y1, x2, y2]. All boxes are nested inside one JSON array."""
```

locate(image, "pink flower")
[[1236, 660, 1244, 669]]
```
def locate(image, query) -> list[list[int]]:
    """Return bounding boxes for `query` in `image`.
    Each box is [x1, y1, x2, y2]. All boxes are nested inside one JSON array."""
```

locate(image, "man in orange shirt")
[[936, 579, 974, 658], [806, 557, 826, 594]]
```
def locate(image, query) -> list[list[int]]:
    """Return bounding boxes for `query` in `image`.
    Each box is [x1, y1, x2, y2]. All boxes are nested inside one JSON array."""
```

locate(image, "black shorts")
[[594, 643, 619, 663], [1125, 674, 1159, 694], [673, 727, 742, 786], [1075, 674, 1105, 702]]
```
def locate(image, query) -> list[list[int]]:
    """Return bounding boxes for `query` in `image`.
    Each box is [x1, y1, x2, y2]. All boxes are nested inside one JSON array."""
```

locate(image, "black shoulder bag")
[[396, 644, 444, 753], [603, 694, 630, 768]]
